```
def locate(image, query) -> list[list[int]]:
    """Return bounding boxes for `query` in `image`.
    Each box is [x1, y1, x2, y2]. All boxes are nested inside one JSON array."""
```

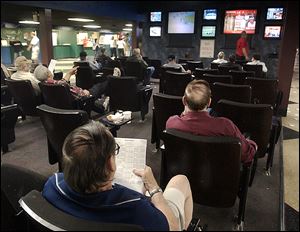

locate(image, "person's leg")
[[164, 175, 193, 230], [145, 66, 155, 85]]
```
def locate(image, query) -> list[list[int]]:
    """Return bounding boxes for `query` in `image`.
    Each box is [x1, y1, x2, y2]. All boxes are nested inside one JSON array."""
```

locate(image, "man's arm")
[[242, 48, 249, 60]]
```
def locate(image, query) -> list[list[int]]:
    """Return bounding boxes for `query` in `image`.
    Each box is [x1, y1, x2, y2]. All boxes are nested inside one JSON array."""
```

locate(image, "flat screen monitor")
[[263, 26, 282, 39], [223, 9, 257, 34], [266, 8, 284, 20], [150, 12, 162, 22], [201, 26, 216, 38], [168, 11, 195, 34], [203, 9, 217, 20], [150, 26, 161, 37]]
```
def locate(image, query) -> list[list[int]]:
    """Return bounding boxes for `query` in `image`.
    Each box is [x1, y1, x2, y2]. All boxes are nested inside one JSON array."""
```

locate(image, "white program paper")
[[48, 59, 57, 75], [113, 138, 147, 193]]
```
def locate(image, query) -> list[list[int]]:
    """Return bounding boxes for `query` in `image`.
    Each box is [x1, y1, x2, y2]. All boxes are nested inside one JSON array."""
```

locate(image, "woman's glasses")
[[115, 143, 120, 155]]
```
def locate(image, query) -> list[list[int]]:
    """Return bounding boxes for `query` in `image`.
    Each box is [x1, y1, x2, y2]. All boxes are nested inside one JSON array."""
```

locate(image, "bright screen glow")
[[202, 26, 216, 37], [223, 9, 257, 34], [203, 9, 217, 20], [168, 11, 195, 34], [150, 12, 162, 22], [264, 26, 281, 38], [150, 26, 161, 37], [266, 8, 283, 20]]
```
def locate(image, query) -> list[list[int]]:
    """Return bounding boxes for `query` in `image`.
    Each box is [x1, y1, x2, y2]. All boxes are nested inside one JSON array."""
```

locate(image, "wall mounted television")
[[266, 8, 284, 20], [263, 25, 282, 39], [223, 9, 257, 34], [201, 26, 216, 38], [150, 12, 162, 22], [203, 9, 217, 20], [149, 26, 162, 37], [168, 11, 195, 34]]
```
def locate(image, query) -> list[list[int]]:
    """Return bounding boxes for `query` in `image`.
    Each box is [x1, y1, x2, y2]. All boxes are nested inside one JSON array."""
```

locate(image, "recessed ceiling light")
[[125, 24, 133, 27], [67, 18, 94, 22], [19, 20, 40, 24], [123, 28, 132, 31], [83, 25, 101, 28]]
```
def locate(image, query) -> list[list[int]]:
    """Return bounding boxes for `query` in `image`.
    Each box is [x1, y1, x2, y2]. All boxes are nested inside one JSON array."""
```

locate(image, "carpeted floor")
[[285, 203, 299, 231], [1, 82, 284, 231]]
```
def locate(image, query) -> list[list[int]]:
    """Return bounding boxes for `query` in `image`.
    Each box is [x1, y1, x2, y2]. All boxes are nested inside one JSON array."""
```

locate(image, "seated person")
[[163, 55, 192, 74], [10, 56, 40, 96], [218, 54, 243, 71], [78, 51, 102, 72], [166, 80, 257, 165], [246, 54, 268, 73], [212, 51, 228, 64], [42, 121, 193, 231], [96, 47, 112, 68], [126, 48, 155, 85]]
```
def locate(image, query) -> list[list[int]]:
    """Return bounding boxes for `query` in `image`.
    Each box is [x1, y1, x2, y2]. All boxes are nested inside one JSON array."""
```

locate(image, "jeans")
[[145, 66, 155, 85]]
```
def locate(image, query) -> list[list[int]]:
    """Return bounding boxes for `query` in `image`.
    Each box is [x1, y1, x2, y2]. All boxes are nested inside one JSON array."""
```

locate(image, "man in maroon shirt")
[[166, 80, 257, 164], [236, 31, 249, 61]]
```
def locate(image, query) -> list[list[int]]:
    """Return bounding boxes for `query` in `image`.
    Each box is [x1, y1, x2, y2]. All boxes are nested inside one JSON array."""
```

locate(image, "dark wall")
[[141, 1, 287, 79]]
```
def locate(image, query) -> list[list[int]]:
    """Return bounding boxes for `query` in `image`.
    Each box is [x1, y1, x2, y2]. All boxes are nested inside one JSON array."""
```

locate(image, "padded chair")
[[218, 65, 241, 75], [124, 61, 146, 84], [159, 66, 181, 93], [215, 99, 274, 185], [148, 59, 162, 79], [1, 163, 47, 231], [210, 82, 251, 111], [19, 190, 143, 231], [1, 104, 19, 153], [102, 67, 114, 78], [1, 67, 8, 85], [39, 82, 95, 117], [229, 70, 255, 85], [161, 129, 252, 230], [151, 93, 184, 149], [1, 85, 13, 106], [178, 58, 193, 64], [186, 61, 204, 72], [194, 68, 220, 79], [201, 74, 232, 87], [75, 66, 96, 90], [107, 76, 153, 120], [37, 104, 89, 171], [210, 62, 220, 69], [243, 64, 263, 78], [164, 71, 192, 96], [6, 79, 42, 116]]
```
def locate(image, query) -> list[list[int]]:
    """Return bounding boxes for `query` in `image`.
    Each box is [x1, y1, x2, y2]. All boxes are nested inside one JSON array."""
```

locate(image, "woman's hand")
[[133, 165, 159, 193]]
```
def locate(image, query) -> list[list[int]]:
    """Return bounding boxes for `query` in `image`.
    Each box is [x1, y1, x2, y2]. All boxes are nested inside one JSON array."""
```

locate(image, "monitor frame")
[[201, 25, 216, 38], [203, 8, 218, 21], [150, 11, 162, 22], [265, 7, 285, 21], [263, 25, 282, 40], [149, 26, 162, 37], [167, 11, 196, 34]]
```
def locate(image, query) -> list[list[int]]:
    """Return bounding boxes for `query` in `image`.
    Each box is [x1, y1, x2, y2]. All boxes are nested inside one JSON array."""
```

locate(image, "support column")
[[277, 1, 299, 116], [39, 9, 53, 65]]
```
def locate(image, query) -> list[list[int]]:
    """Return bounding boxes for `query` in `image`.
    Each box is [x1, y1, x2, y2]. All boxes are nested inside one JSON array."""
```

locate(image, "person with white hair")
[[212, 51, 228, 64], [10, 56, 40, 96]]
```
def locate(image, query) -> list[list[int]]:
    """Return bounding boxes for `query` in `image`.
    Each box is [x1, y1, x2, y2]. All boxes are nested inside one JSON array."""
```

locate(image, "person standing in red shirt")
[[236, 31, 249, 61]]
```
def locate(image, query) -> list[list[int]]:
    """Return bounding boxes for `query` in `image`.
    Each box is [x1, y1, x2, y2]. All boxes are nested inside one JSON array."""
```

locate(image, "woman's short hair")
[[167, 55, 176, 61], [184, 80, 211, 111], [217, 51, 225, 59], [34, 64, 50, 81], [62, 121, 116, 193]]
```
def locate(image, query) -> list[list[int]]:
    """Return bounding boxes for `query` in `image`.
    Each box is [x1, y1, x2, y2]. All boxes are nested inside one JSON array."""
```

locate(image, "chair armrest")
[[243, 132, 251, 140], [139, 86, 153, 92]]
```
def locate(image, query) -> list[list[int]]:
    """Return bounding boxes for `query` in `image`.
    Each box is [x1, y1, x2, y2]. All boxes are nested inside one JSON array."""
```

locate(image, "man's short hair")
[[62, 121, 116, 194], [184, 80, 211, 111], [167, 55, 176, 61], [252, 54, 261, 61], [79, 51, 87, 60], [229, 54, 236, 63]]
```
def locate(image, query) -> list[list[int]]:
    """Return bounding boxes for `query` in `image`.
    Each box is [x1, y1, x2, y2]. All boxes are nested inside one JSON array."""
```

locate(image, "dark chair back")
[[151, 93, 184, 148], [210, 62, 220, 69], [148, 59, 162, 78], [216, 99, 273, 158], [187, 61, 204, 72], [159, 66, 182, 93], [202, 74, 232, 87], [211, 82, 251, 110], [75, 66, 96, 90], [1, 85, 13, 106], [19, 190, 143, 231], [1, 67, 8, 85], [124, 61, 145, 83], [101, 67, 114, 78], [6, 79, 41, 116], [229, 70, 255, 85], [243, 64, 263, 78], [73, 61, 90, 67], [178, 58, 193, 64], [37, 104, 89, 170], [1, 104, 19, 153], [194, 68, 219, 79], [164, 71, 192, 96], [218, 65, 240, 75], [39, 82, 74, 109]]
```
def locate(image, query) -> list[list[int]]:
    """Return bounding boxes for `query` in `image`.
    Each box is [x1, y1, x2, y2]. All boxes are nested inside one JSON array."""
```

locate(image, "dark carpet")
[[1, 83, 284, 231], [283, 126, 299, 140], [285, 203, 299, 231]]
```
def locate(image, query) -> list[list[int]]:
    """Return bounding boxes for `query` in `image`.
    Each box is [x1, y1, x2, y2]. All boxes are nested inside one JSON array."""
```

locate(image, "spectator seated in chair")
[[42, 121, 193, 231], [163, 55, 192, 74], [95, 47, 112, 68], [78, 51, 102, 72], [218, 54, 243, 71], [166, 80, 257, 165], [211, 51, 228, 64], [246, 54, 268, 73]]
